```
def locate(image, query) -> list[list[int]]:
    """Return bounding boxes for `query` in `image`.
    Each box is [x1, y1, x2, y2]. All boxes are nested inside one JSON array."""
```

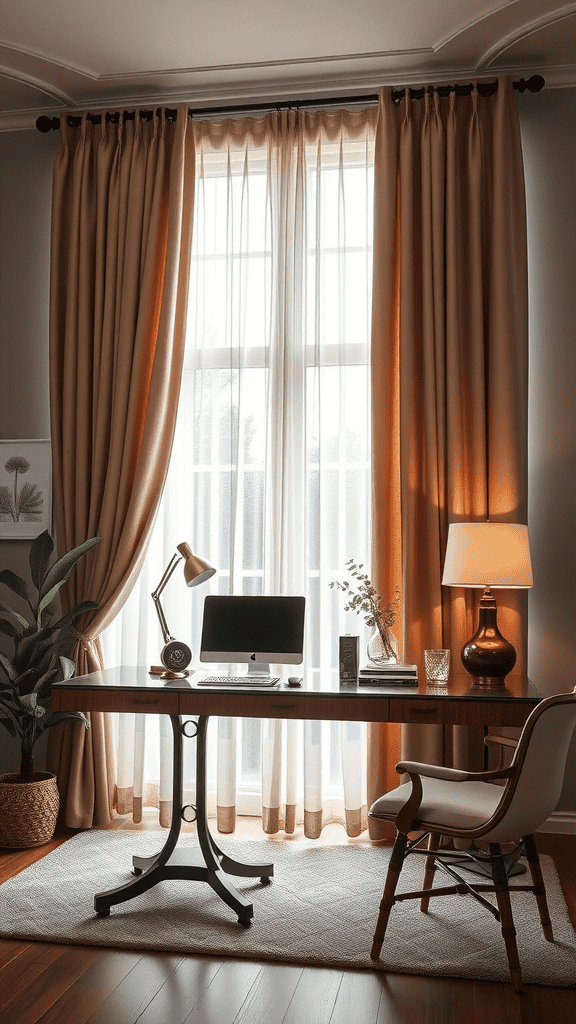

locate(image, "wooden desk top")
[[52, 666, 541, 728]]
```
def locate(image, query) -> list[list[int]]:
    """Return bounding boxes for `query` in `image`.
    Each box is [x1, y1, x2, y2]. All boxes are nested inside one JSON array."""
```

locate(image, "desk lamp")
[[442, 522, 533, 687], [151, 542, 215, 679]]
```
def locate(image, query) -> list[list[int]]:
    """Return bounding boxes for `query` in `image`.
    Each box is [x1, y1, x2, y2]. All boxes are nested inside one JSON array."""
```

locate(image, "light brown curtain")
[[47, 107, 195, 827], [369, 77, 528, 838]]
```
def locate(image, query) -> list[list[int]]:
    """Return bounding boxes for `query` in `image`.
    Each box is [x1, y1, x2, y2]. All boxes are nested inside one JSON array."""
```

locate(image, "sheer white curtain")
[[102, 107, 377, 838]]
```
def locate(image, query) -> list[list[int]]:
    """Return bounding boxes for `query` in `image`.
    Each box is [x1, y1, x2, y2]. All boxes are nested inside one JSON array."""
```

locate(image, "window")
[[102, 112, 376, 832]]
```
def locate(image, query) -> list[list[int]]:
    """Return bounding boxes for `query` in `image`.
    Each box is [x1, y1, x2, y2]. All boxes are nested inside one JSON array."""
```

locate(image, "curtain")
[[47, 107, 195, 827], [369, 77, 528, 837], [102, 106, 378, 838]]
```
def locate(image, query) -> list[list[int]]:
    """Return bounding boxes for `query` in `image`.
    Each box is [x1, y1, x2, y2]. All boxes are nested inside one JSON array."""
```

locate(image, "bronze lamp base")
[[461, 587, 516, 687]]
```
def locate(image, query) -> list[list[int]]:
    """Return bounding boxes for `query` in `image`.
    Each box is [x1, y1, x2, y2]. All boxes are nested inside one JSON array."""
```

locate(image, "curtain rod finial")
[[36, 115, 59, 133]]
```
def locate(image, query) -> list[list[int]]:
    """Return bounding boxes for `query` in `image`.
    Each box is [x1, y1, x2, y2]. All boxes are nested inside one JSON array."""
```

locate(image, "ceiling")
[[1, 0, 575, 131]]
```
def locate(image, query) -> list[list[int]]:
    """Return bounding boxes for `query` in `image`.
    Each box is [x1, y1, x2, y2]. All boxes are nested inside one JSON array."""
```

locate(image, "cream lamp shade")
[[442, 522, 533, 589]]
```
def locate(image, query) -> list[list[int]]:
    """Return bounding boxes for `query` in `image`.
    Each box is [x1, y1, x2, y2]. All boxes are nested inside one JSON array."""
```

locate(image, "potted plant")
[[0, 530, 100, 848]]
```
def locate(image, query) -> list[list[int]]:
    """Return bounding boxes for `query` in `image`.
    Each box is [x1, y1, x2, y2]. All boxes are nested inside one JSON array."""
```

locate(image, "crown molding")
[[478, 4, 576, 71]]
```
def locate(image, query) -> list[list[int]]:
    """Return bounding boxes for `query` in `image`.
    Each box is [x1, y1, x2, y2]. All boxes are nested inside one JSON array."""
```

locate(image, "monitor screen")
[[199, 595, 305, 669]]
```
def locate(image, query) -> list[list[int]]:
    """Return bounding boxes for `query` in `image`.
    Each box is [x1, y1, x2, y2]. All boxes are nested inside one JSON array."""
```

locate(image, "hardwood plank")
[[329, 969, 385, 1024], [181, 959, 262, 1024], [472, 980, 524, 1024], [33, 950, 144, 1024], [0, 943, 63, 1010], [83, 953, 185, 1024], [0, 945, 103, 1024], [0, 939, 31, 970], [135, 955, 225, 1024], [376, 974, 476, 1024], [281, 967, 343, 1024], [233, 962, 304, 1024]]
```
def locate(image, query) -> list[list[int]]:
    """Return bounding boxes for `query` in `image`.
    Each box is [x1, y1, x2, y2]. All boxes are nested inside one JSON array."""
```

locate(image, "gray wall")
[[520, 88, 576, 810], [0, 128, 59, 774], [1, 93, 575, 808]]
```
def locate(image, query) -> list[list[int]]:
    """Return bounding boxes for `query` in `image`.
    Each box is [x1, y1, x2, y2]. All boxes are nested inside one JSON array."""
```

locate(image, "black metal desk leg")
[[94, 714, 273, 924]]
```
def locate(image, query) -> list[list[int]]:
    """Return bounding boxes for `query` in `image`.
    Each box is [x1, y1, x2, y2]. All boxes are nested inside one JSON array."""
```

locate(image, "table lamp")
[[150, 542, 216, 679], [442, 522, 533, 687]]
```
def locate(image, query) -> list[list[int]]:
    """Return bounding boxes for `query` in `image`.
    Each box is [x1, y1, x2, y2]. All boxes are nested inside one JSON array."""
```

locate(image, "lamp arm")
[[151, 554, 183, 645]]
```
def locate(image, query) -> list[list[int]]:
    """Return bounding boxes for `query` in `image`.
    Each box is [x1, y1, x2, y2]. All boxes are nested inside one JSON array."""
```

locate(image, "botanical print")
[[0, 455, 43, 522], [0, 440, 51, 538]]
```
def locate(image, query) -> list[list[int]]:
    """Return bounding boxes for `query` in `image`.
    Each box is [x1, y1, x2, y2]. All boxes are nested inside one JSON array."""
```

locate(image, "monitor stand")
[[247, 661, 272, 677]]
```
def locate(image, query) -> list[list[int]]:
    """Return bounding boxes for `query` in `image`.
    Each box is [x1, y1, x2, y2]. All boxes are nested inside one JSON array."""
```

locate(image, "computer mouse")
[[287, 676, 303, 686]]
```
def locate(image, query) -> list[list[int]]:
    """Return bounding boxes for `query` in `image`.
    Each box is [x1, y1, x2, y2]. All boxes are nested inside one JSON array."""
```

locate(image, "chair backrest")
[[484, 686, 576, 843]]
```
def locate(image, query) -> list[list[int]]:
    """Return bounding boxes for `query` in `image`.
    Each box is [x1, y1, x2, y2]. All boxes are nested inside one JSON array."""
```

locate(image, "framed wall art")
[[0, 439, 52, 539]]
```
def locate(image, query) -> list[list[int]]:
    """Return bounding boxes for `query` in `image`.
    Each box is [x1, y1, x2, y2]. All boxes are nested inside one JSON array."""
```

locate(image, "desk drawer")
[[388, 697, 536, 727], [179, 693, 390, 722], [53, 688, 179, 715]]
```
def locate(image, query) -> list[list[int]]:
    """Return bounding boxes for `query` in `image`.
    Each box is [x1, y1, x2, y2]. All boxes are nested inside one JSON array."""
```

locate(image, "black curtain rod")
[[36, 74, 545, 133]]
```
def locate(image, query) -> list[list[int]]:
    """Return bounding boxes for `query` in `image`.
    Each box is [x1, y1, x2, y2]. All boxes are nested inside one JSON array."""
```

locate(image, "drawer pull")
[[133, 698, 161, 705], [408, 706, 437, 714], [271, 702, 297, 709]]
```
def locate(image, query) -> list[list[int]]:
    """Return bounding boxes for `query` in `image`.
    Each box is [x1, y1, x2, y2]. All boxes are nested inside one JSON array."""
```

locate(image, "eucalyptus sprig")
[[329, 559, 400, 640]]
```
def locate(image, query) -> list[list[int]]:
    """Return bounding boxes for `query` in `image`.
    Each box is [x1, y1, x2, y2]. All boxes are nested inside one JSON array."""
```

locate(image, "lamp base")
[[149, 665, 191, 679], [461, 587, 517, 688], [470, 675, 508, 688]]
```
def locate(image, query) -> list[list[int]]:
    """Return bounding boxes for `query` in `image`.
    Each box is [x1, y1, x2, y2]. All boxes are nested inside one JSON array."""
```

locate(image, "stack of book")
[[358, 662, 418, 686]]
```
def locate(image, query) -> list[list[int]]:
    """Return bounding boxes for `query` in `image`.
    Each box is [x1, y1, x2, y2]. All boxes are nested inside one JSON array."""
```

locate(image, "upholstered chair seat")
[[370, 776, 504, 835]]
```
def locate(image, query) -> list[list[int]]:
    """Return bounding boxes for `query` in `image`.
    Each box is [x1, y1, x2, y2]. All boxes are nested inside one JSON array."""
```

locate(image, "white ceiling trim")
[[0, 64, 74, 105], [479, 3, 576, 69]]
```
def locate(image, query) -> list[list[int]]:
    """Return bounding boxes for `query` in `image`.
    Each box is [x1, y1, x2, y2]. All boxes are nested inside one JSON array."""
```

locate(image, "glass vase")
[[366, 625, 398, 666]]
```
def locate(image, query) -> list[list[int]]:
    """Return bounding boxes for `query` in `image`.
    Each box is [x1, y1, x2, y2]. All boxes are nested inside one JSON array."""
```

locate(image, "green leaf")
[[37, 580, 67, 623], [59, 656, 76, 681], [0, 653, 16, 682], [0, 569, 30, 604], [0, 617, 22, 641], [35, 709, 90, 736], [0, 716, 16, 738], [39, 536, 101, 602], [0, 598, 29, 630], [49, 600, 99, 631], [29, 531, 54, 591]]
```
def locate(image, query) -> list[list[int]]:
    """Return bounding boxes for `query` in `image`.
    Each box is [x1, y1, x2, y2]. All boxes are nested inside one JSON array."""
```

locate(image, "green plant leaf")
[[0, 598, 29, 630], [35, 709, 90, 736], [39, 536, 101, 602], [29, 530, 54, 591], [59, 656, 76, 681], [49, 600, 99, 632], [0, 716, 16, 738], [0, 569, 30, 604], [0, 617, 22, 641], [0, 653, 16, 681]]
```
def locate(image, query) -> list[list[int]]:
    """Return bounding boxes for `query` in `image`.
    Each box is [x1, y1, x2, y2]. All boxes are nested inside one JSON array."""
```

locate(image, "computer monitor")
[[199, 595, 305, 676]]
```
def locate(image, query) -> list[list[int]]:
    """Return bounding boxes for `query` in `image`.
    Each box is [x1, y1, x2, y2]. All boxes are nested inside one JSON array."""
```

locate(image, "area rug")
[[1, 831, 575, 986]]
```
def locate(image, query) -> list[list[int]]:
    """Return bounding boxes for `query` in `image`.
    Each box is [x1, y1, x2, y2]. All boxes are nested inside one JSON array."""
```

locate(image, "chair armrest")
[[484, 735, 518, 749], [395, 759, 512, 785]]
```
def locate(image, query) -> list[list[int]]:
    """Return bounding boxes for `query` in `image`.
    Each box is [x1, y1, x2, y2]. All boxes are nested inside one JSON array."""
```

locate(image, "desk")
[[51, 667, 541, 925]]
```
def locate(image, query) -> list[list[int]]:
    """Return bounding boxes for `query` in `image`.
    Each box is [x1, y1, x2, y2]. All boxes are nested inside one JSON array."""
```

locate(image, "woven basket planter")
[[0, 772, 59, 849]]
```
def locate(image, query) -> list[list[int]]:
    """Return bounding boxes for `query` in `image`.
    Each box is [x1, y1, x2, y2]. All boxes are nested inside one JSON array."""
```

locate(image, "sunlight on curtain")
[[102, 108, 377, 837]]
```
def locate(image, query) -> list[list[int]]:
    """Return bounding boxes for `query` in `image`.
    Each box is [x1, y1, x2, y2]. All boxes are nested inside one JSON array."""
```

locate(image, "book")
[[359, 662, 418, 676], [358, 674, 418, 687]]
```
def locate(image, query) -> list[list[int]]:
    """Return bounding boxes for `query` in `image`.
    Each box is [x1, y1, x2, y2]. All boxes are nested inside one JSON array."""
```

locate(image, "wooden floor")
[[0, 817, 575, 1024]]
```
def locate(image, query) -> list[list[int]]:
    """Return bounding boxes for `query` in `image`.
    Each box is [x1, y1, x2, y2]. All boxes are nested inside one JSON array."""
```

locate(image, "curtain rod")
[[36, 74, 545, 132]]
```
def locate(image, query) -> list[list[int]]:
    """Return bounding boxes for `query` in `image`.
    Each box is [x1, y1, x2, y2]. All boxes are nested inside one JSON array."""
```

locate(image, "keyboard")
[[197, 675, 281, 687]]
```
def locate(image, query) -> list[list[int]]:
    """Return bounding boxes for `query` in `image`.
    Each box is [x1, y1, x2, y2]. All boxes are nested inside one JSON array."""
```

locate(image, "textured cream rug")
[[1, 830, 575, 986]]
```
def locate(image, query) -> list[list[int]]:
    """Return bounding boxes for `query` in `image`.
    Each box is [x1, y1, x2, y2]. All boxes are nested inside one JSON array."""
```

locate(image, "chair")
[[368, 686, 576, 992]]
